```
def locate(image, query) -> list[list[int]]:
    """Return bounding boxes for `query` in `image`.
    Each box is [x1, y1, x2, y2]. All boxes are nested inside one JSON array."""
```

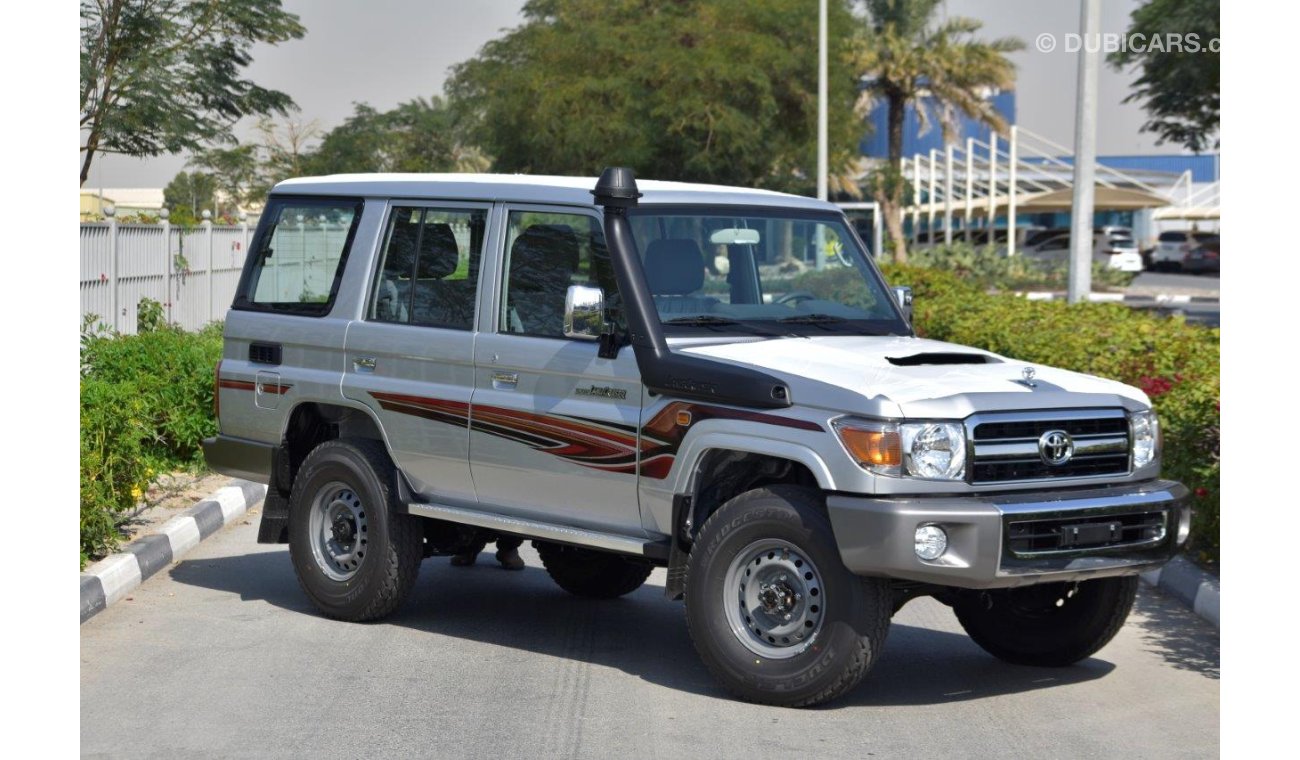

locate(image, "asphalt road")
[[1128, 271, 1220, 295], [82, 512, 1220, 759]]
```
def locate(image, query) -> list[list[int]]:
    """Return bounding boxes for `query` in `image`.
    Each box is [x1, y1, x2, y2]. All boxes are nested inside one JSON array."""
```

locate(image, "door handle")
[[353, 357, 377, 373], [491, 371, 519, 390]]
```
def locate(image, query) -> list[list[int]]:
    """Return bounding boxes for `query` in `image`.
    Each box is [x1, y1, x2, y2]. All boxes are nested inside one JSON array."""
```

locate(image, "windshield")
[[626, 207, 909, 338]]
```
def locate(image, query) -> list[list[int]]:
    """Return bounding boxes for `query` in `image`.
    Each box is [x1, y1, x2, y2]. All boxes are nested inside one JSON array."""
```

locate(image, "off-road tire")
[[534, 541, 653, 598], [952, 576, 1138, 666], [288, 438, 422, 622], [684, 485, 891, 708]]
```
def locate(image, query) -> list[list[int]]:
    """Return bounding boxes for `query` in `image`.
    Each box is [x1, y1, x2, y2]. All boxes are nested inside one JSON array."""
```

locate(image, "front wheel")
[[287, 438, 423, 622], [685, 486, 891, 708], [952, 576, 1138, 666]]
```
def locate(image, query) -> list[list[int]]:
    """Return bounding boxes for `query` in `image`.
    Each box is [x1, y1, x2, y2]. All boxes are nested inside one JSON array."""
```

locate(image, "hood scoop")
[[886, 352, 1000, 367]]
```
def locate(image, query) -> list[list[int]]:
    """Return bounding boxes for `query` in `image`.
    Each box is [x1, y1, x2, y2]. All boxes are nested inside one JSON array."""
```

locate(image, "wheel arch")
[[275, 399, 397, 497]]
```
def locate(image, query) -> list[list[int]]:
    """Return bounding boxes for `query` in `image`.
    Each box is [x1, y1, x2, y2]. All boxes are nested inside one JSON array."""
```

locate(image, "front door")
[[341, 201, 493, 506], [470, 206, 644, 534]]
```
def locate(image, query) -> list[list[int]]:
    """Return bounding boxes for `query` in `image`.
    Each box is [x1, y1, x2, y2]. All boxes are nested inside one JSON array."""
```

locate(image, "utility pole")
[[816, 0, 828, 202], [1068, 0, 1100, 303]]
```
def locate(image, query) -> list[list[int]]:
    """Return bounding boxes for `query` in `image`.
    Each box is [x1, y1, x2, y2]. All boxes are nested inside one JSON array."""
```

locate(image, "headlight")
[[834, 418, 966, 480], [1131, 410, 1161, 469], [901, 422, 966, 480]]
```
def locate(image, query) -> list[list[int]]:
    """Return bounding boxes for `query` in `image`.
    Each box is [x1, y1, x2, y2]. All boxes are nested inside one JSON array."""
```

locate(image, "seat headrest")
[[509, 224, 579, 292], [416, 223, 458, 279], [644, 238, 705, 295], [386, 217, 458, 280]]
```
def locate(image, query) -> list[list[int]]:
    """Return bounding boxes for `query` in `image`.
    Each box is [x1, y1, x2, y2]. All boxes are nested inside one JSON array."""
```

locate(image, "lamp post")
[[1068, 0, 1100, 303], [816, 0, 827, 202]]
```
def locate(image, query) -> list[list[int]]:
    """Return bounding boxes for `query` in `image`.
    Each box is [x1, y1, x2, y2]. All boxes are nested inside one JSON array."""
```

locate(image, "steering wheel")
[[776, 291, 817, 306]]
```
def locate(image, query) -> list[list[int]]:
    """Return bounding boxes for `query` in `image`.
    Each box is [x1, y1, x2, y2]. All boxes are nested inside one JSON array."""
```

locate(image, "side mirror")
[[564, 285, 607, 341], [892, 285, 913, 324]]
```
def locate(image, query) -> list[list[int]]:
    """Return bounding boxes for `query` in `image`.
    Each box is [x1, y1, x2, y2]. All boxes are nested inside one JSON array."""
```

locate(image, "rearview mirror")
[[564, 285, 606, 341], [709, 228, 761, 245]]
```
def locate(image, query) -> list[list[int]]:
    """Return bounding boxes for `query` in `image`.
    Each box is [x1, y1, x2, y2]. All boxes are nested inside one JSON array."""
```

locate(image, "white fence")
[[80, 215, 252, 334]]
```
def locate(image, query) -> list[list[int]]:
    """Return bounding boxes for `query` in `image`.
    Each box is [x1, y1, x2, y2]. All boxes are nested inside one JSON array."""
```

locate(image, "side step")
[[407, 501, 670, 561]]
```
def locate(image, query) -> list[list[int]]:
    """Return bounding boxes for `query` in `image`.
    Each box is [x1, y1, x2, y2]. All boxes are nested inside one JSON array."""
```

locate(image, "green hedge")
[[79, 321, 223, 566], [795, 264, 1221, 563]]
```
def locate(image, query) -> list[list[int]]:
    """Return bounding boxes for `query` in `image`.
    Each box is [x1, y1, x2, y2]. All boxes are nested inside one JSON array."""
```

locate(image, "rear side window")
[[237, 197, 363, 315], [369, 206, 488, 330]]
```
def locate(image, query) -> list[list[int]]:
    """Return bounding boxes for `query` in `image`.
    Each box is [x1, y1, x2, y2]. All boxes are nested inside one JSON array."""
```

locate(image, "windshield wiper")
[[662, 315, 741, 327], [777, 313, 849, 327], [661, 314, 799, 339]]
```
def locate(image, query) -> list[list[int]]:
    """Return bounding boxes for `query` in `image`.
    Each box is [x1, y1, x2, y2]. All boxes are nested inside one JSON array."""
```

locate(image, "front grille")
[[969, 410, 1130, 484], [1006, 511, 1166, 557]]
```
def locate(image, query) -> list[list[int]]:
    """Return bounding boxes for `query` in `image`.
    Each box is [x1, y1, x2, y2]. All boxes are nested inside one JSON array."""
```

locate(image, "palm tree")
[[855, 0, 1023, 263]]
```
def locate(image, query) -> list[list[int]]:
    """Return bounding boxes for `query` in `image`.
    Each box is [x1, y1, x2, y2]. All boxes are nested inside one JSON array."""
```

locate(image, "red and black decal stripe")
[[366, 392, 821, 480], [219, 378, 293, 395]]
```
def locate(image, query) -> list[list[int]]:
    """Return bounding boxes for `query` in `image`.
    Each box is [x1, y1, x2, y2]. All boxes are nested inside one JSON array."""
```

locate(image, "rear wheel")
[[952, 576, 1137, 666], [684, 486, 891, 707], [534, 542, 653, 599], [288, 438, 423, 622]]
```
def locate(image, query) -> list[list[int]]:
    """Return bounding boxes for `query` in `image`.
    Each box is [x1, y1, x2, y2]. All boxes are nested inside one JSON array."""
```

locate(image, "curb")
[[1016, 292, 1219, 305], [1139, 555, 1220, 629], [80, 479, 266, 624]]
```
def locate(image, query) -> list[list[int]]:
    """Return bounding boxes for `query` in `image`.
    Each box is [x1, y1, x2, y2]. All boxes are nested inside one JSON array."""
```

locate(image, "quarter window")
[[370, 206, 487, 330], [239, 197, 363, 315]]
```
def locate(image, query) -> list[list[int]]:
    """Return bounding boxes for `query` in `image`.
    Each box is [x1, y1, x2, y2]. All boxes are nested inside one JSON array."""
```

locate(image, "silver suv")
[[204, 169, 1188, 707]]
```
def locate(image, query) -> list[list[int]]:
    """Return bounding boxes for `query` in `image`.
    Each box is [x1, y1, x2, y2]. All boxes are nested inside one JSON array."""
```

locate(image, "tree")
[[252, 115, 321, 196], [446, 0, 864, 195], [305, 97, 462, 175], [854, 0, 1022, 262], [189, 144, 259, 217], [1108, 0, 1219, 153], [162, 170, 217, 220], [79, 0, 305, 185]]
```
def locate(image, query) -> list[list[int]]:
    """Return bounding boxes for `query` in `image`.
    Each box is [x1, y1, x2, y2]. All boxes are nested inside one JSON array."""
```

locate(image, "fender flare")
[[668, 431, 837, 495]]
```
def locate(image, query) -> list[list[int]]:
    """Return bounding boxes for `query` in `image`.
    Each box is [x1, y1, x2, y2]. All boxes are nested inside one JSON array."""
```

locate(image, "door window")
[[500, 210, 621, 338], [370, 206, 487, 330]]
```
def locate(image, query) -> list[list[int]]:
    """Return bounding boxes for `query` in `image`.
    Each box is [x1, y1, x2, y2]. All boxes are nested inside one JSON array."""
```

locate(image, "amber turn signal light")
[[836, 424, 901, 469]]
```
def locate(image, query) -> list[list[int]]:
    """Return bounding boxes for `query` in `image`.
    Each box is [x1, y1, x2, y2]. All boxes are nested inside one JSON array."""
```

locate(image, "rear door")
[[469, 205, 645, 534], [341, 201, 494, 506]]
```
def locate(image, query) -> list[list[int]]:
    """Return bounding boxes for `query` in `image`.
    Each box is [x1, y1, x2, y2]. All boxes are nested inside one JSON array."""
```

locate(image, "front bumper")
[[826, 480, 1189, 589]]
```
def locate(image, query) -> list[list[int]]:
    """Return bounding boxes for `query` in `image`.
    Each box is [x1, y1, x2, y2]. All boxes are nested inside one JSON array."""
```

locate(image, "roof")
[[273, 173, 840, 212]]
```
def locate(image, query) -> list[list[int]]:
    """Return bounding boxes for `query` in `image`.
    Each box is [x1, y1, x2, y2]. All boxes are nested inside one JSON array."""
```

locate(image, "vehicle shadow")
[[170, 549, 1119, 707], [1130, 588, 1219, 679]]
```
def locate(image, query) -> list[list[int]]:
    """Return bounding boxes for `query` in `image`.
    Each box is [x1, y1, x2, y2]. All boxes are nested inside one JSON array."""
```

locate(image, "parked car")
[[204, 169, 1187, 708], [1181, 234, 1220, 275], [1151, 230, 1219, 271], [1023, 231, 1144, 272]]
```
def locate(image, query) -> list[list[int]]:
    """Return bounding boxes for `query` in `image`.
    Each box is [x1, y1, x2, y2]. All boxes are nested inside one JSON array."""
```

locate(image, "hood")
[[678, 336, 1148, 418]]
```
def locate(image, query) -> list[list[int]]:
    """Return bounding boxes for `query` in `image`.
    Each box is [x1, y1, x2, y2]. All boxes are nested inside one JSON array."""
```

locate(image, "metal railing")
[[897, 126, 1220, 255], [80, 209, 251, 335]]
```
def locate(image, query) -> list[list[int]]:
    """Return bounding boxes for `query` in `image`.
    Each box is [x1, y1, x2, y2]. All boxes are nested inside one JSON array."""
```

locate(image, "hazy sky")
[[89, 0, 1200, 189]]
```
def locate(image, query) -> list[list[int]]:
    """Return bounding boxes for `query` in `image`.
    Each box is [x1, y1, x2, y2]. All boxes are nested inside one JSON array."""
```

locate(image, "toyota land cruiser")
[[203, 168, 1188, 707]]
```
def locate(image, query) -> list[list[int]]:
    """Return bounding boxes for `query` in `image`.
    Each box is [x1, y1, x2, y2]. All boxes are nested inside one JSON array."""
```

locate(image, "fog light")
[[914, 525, 948, 560]]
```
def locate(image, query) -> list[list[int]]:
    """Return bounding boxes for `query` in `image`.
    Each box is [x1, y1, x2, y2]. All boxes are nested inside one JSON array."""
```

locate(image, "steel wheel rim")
[[722, 539, 825, 659], [308, 481, 368, 582]]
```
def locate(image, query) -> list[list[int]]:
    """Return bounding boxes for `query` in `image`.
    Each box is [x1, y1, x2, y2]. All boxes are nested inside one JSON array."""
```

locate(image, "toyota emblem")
[[1038, 430, 1074, 466]]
